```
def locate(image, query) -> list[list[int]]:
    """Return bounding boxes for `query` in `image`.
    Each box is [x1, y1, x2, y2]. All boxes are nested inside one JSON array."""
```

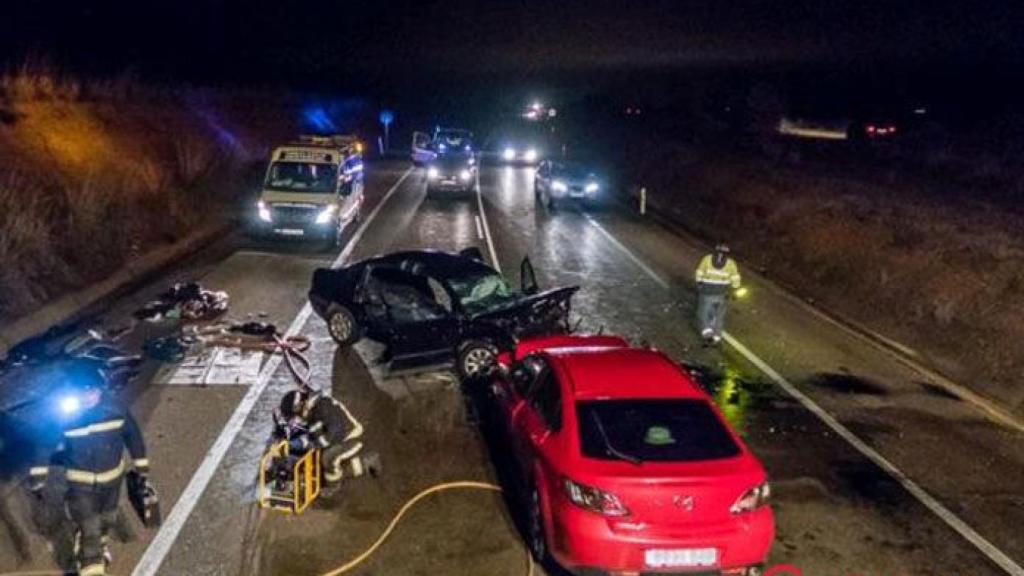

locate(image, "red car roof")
[[548, 347, 706, 401]]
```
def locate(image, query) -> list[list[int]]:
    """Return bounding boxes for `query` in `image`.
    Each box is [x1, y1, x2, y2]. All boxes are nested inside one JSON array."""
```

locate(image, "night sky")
[[4, 1, 1022, 84], [2, 0, 1024, 123]]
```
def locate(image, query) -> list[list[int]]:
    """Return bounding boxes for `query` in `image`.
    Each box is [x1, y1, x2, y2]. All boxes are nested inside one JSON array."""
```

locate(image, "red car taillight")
[[563, 478, 630, 517], [730, 481, 771, 514]]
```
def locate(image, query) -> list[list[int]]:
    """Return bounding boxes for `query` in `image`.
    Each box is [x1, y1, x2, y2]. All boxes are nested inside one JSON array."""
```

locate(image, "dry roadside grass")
[[0, 69, 293, 321], [631, 142, 1024, 415]]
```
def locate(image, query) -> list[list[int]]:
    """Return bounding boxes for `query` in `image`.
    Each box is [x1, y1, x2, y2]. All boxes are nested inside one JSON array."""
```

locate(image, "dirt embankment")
[[0, 73, 298, 322], [629, 141, 1024, 416]]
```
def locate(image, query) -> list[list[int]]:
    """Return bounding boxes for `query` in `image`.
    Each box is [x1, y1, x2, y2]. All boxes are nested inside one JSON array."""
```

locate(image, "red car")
[[488, 335, 774, 575]]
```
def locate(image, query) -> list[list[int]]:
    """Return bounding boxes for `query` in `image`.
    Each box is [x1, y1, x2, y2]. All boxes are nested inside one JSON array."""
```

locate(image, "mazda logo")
[[672, 495, 695, 511]]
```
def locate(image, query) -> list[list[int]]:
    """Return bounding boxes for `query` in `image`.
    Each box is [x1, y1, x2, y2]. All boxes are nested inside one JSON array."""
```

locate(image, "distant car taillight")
[[730, 481, 771, 514], [563, 478, 630, 516]]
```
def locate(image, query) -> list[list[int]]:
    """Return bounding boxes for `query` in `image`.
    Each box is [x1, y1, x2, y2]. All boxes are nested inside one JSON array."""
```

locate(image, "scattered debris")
[[134, 282, 229, 322], [144, 335, 192, 364]]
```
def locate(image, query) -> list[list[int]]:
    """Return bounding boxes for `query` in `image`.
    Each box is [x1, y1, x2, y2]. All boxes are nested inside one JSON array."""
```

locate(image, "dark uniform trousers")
[[67, 484, 121, 574]]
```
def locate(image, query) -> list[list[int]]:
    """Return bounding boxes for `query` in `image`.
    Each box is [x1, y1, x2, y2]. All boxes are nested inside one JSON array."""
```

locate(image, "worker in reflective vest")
[[273, 387, 380, 492], [694, 244, 743, 345], [28, 379, 149, 576]]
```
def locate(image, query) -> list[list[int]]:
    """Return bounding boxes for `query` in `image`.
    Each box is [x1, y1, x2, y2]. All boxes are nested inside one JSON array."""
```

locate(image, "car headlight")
[[315, 205, 337, 224], [502, 147, 516, 161], [524, 148, 538, 162], [459, 169, 472, 181], [257, 201, 272, 222], [427, 166, 440, 179], [552, 180, 568, 192], [585, 182, 599, 194]]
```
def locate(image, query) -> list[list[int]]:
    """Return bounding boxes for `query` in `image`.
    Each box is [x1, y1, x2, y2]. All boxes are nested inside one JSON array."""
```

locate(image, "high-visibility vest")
[[695, 254, 742, 288]]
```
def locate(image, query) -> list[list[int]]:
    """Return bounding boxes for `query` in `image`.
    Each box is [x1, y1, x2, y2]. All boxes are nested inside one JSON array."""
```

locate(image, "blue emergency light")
[[59, 394, 82, 416]]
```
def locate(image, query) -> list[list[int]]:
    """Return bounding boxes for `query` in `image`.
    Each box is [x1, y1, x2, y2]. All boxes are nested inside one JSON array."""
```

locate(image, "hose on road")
[[0, 484, 534, 576], [315, 481, 535, 576]]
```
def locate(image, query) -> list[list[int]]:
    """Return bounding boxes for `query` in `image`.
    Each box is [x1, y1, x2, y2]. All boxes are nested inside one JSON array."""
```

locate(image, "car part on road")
[[143, 335, 190, 363], [134, 282, 229, 323], [311, 481, 533, 576]]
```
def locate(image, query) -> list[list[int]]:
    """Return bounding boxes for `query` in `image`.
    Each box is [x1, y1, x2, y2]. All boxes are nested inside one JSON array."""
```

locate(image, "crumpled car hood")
[[470, 286, 579, 334]]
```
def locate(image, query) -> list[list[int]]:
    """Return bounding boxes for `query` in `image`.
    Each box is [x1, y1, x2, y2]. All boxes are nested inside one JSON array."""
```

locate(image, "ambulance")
[[253, 135, 364, 246]]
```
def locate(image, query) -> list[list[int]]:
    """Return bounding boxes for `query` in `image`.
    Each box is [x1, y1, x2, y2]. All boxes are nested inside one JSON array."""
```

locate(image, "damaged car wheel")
[[456, 339, 498, 382], [326, 305, 361, 346]]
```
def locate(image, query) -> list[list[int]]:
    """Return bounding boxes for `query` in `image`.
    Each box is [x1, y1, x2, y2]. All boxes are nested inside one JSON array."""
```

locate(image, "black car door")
[[357, 266, 459, 357]]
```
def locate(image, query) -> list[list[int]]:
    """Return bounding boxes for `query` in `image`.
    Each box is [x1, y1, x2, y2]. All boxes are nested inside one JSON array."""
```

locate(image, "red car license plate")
[[644, 548, 718, 568]]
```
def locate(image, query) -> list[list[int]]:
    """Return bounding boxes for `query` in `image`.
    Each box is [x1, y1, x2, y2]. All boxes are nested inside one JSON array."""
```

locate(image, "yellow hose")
[[1, 482, 534, 576], [317, 481, 534, 576]]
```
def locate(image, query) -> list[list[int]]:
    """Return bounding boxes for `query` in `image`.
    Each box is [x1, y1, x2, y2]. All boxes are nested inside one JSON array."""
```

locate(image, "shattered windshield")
[[447, 271, 520, 314], [265, 162, 337, 193]]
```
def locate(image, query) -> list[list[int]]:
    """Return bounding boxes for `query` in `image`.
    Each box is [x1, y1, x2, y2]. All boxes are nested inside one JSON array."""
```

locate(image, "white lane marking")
[[589, 217, 1024, 576], [724, 334, 1024, 576], [132, 166, 414, 576], [584, 215, 669, 289], [474, 215, 484, 240], [475, 177, 502, 273]]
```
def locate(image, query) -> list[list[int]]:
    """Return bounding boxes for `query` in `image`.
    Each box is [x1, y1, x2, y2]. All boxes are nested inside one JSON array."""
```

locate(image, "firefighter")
[[28, 377, 149, 576], [694, 244, 743, 345], [272, 387, 380, 491]]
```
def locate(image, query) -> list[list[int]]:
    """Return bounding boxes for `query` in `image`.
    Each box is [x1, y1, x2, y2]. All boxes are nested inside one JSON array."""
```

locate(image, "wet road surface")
[[1, 162, 1022, 576]]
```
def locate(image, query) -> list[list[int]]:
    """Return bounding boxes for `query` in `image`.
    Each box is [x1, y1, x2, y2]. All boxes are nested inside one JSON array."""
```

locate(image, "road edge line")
[[723, 332, 1024, 576], [131, 166, 413, 576], [585, 215, 669, 289]]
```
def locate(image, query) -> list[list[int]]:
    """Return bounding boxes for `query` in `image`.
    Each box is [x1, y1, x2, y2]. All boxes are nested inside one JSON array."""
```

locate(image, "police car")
[[253, 135, 364, 246]]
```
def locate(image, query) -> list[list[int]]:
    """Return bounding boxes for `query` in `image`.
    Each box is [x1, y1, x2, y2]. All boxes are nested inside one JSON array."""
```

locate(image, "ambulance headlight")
[[315, 205, 338, 224], [503, 147, 516, 161], [257, 201, 272, 222], [585, 182, 599, 194], [459, 169, 472, 181], [524, 148, 538, 162]]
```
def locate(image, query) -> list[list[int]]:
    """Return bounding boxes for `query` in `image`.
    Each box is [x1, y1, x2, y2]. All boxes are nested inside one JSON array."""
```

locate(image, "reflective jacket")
[[30, 403, 148, 488], [695, 254, 742, 290], [279, 394, 363, 456]]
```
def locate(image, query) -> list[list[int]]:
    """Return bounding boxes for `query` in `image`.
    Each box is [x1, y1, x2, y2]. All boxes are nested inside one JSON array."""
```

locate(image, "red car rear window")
[[577, 399, 740, 463]]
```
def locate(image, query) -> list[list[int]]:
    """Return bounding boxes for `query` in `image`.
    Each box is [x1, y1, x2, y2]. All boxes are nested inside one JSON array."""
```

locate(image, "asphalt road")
[[1, 161, 1022, 576]]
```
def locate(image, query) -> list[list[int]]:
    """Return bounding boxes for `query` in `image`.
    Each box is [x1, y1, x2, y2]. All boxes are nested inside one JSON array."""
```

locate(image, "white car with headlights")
[[425, 153, 477, 194], [252, 135, 364, 247], [497, 144, 541, 165], [534, 160, 601, 209]]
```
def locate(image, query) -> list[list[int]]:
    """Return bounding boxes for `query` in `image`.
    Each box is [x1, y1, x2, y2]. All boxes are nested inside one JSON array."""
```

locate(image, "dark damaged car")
[[309, 249, 579, 379]]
